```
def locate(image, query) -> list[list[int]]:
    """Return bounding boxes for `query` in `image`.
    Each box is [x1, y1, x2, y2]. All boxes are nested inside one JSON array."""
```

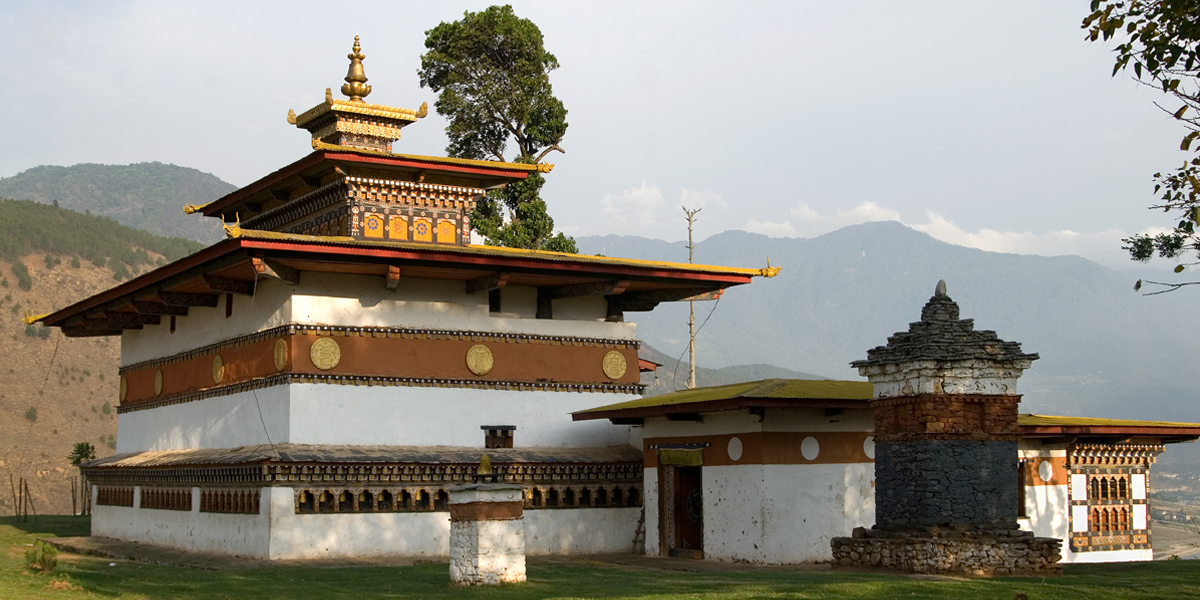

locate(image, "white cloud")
[[680, 188, 727, 210], [788, 201, 902, 232], [741, 218, 797, 237], [600, 181, 665, 228]]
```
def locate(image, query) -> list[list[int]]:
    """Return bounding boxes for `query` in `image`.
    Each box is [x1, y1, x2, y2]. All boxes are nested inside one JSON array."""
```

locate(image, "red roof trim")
[[322, 151, 534, 179]]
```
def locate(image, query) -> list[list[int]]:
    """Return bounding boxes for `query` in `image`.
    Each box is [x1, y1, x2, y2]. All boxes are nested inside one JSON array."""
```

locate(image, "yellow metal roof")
[[1018, 414, 1200, 429], [227, 228, 779, 278], [575, 378, 871, 415]]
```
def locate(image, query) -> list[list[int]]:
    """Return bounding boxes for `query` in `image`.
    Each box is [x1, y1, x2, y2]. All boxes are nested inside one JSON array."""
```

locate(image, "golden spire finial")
[[340, 35, 372, 102]]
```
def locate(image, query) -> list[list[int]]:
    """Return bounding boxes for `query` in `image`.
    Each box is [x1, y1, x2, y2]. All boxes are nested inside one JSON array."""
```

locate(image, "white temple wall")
[[120, 274, 635, 370], [89, 485, 270, 558], [641, 411, 763, 438], [524, 507, 641, 555], [702, 464, 767, 562], [115, 384, 636, 452], [759, 463, 875, 564], [287, 384, 636, 448], [643, 466, 661, 556], [763, 407, 874, 433], [292, 273, 634, 340], [121, 281, 294, 366], [116, 386, 290, 452]]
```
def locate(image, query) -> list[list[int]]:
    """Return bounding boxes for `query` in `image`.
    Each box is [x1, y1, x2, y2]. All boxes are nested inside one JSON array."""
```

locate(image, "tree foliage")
[[419, 5, 577, 253], [68, 442, 96, 467], [1085, 1, 1200, 287]]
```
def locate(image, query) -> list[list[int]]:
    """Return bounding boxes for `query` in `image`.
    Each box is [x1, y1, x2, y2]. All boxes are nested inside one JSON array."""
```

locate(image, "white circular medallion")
[[727, 437, 743, 462], [801, 436, 820, 461], [1038, 460, 1054, 483], [863, 435, 876, 460]]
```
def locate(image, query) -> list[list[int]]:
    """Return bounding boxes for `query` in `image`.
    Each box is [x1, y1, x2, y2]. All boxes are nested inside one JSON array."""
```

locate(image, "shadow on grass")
[[1, 515, 90, 538]]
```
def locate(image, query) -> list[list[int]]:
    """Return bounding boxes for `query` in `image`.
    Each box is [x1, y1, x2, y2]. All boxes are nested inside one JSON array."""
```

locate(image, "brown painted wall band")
[[1022, 456, 1070, 487], [449, 501, 524, 521], [120, 333, 640, 405], [643, 431, 874, 468]]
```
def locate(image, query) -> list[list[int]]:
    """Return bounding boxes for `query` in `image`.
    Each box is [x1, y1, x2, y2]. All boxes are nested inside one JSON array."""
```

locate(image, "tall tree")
[[1085, 0, 1200, 292], [419, 5, 577, 253]]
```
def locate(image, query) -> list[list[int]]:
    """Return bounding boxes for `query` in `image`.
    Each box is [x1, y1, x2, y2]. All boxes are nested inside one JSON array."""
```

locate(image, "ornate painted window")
[[1067, 443, 1161, 552]]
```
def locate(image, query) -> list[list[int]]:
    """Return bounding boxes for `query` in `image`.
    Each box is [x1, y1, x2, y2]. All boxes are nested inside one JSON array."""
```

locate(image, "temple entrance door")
[[671, 466, 703, 558]]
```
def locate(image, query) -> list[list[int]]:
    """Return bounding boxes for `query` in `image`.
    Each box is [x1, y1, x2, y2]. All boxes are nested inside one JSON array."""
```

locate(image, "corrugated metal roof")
[[575, 378, 872, 415], [83, 443, 640, 469], [1018, 414, 1200, 429]]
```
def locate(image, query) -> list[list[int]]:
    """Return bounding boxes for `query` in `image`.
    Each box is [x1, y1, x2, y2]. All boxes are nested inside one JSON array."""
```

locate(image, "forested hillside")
[[0, 201, 205, 516], [0, 162, 235, 243]]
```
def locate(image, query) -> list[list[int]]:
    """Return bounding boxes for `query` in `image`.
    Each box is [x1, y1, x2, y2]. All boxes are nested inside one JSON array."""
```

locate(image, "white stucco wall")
[[524, 507, 641, 554], [116, 387, 290, 452], [759, 464, 875, 563], [643, 466, 661, 557], [266, 487, 450, 558], [121, 280, 294, 366], [116, 384, 635, 452], [90, 486, 271, 558]]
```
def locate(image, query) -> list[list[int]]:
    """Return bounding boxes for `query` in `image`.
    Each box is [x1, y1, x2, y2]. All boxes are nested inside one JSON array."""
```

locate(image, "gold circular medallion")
[[154, 370, 163, 396], [309, 337, 341, 371], [212, 354, 225, 384], [119, 377, 128, 402], [465, 344, 494, 376], [273, 339, 288, 372], [602, 351, 627, 380]]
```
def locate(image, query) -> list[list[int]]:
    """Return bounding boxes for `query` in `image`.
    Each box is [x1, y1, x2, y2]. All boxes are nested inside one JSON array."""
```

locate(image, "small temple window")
[[416, 490, 430, 510], [611, 488, 624, 506], [488, 289, 501, 313], [318, 491, 335, 512], [531, 488, 543, 507], [225, 293, 234, 318], [433, 490, 449, 510], [169, 315, 176, 333], [627, 487, 640, 507], [399, 489, 413, 511], [564, 489, 576, 507], [547, 489, 559, 507], [358, 491, 374, 512], [580, 488, 592, 507], [338, 490, 354, 512], [596, 488, 608, 507], [482, 425, 515, 449], [1118, 477, 1128, 499]]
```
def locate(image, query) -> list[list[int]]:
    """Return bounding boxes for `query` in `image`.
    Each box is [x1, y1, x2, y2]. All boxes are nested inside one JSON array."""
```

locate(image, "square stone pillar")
[[448, 483, 526, 585]]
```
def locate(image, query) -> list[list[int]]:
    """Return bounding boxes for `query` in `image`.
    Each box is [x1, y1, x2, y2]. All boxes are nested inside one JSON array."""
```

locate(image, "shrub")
[[11, 260, 31, 291], [25, 541, 58, 573], [70, 256, 80, 268], [101, 402, 111, 414], [25, 323, 50, 339], [24, 406, 36, 422]]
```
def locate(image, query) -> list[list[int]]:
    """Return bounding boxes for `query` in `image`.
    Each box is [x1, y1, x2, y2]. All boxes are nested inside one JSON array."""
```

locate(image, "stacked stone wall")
[[875, 440, 1017, 528], [831, 527, 1061, 576]]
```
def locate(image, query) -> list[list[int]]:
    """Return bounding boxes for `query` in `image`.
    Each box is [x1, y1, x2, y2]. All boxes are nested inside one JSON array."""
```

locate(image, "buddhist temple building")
[[29, 37, 1200, 568], [30, 37, 777, 559]]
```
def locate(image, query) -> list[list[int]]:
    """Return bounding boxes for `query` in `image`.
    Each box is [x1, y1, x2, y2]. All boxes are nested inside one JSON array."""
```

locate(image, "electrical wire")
[[671, 296, 721, 392]]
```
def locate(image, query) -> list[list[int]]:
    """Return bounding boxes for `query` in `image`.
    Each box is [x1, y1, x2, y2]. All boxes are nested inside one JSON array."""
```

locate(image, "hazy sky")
[[0, 1, 1184, 269]]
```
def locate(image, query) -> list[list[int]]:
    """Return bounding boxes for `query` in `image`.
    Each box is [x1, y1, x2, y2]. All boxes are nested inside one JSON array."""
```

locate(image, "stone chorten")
[[831, 281, 1062, 576]]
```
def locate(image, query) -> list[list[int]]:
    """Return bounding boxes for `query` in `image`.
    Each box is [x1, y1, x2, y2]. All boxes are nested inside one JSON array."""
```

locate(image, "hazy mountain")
[[579, 222, 1200, 423], [0, 163, 234, 243], [637, 344, 826, 397]]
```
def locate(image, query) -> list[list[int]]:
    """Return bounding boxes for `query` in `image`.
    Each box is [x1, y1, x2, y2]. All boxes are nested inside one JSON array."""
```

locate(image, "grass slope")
[[0, 163, 233, 243], [4, 517, 1200, 599]]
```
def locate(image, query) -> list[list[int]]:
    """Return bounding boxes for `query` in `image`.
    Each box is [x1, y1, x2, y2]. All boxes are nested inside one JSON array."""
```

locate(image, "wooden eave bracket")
[[385, 265, 400, 290], [203, 274, 255, 295], [544, 279, 631, 300], [131, 301, 188, 316], [159, 291, 220, 307], [252, 257, 301, 285], [465, 272, 509, 294]]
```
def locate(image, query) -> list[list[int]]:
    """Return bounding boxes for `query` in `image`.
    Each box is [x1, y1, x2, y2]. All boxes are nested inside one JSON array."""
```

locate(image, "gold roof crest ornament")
[[286, 36, 427, 153], [341, 36, 371, 102]]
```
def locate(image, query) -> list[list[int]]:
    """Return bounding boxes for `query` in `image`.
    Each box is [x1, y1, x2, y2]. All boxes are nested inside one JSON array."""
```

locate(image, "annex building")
[[33, 38, 1200, 566]]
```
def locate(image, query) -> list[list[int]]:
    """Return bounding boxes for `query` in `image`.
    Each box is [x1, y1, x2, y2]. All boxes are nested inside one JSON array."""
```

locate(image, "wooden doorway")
[[660, 464, 703, 558]]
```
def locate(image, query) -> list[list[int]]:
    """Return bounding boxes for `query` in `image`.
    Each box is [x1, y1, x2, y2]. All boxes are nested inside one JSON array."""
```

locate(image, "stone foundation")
[[831, 526, 1062, 576]]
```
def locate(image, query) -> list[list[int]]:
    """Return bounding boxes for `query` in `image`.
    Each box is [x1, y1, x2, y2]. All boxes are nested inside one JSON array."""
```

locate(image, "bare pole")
[[682, 206, 702, 389]]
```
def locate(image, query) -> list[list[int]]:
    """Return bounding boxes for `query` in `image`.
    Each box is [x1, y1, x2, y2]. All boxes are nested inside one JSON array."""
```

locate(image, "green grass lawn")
[[3, 516, 1199, 599]]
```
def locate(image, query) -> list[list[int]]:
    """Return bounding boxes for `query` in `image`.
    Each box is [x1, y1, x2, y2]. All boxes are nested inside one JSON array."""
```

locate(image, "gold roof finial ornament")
[[341, 35, 372, 102]]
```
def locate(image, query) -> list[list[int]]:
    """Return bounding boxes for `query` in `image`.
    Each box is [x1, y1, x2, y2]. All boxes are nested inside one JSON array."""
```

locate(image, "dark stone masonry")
[[875, 440, 1018, 528], [831, 281, 1062, 576]]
